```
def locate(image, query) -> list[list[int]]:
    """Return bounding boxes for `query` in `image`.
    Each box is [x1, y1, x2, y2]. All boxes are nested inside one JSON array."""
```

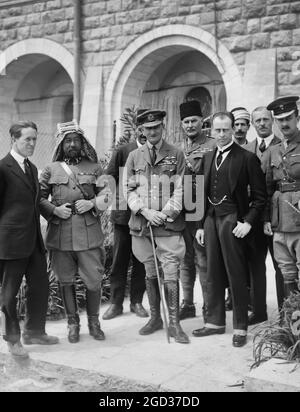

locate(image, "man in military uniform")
[[246, 107, 284, 324], [102, 110, 148, 320], [179, 100, 215, 320], [40, 121, 109, 343], [264, 96, 300, 298], [125, 109, 189, 344], [231, 107, 251, 147]]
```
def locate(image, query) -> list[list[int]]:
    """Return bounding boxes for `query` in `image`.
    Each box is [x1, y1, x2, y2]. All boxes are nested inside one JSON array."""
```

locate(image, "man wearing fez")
[[264, 96, 300, 299], [40, 121, 110, 343], [125, 109, 189, 344], [179, 100, 215, 321], [102, 110, 148, 320], [231, 107, 251, 147], [194, 112, 266, 348], [245, 107, 284, 324], [0, 121, 58, 359]]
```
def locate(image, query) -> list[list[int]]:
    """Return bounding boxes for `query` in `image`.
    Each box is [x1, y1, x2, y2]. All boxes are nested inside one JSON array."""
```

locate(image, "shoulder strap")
[[60, 162, 89, 199]]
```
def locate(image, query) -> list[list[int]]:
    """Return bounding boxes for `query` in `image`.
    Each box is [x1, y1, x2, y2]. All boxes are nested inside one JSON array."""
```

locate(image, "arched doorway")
[[103, 25, 243, 154], [0, 39, 75, 169]]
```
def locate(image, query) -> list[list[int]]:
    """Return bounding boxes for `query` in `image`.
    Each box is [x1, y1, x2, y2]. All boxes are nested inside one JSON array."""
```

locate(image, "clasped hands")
[[54, 200, 94, 219], [141, 208, 168, 227]]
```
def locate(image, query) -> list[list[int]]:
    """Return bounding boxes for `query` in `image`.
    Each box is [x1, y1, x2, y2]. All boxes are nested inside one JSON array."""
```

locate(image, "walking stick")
[[148, 223, 170, 343]]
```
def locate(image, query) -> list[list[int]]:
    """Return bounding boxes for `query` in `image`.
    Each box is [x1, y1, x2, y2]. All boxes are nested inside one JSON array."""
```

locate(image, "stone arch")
[[103, 25, 243, 153], [0, 38, 75, 82]]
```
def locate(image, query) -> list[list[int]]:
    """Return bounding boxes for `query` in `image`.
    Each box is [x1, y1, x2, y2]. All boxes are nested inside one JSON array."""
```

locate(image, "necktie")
[[259, 139, 266, 153], [216, 145, 232, 168], [24, 159, 35, 190], [151, 145, 157, 165]]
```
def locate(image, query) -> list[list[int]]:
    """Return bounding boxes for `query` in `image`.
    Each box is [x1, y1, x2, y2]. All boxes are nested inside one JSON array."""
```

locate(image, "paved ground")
[[0, 256, 279, 392]]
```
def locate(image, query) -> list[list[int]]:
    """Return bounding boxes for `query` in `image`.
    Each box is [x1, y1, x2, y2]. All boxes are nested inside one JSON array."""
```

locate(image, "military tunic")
[[265, 131, 300, 282], [40, 159, 107, 289], [180, 135, 216, 305], [125, 140, 186, 281]]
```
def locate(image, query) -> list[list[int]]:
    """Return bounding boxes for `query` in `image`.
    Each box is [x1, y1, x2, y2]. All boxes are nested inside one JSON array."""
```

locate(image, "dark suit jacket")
[[200, 142, 267, 228], [106, 142, 138, 225], [0, 153, 44, 259]]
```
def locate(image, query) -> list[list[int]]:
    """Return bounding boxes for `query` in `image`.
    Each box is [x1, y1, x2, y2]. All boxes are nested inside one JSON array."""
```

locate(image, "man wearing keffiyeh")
[[39, 121, 110, 344]]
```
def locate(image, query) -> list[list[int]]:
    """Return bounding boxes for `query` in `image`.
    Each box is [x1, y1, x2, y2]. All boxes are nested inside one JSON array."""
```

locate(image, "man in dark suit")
[[245, 107, 284, 324], [193, 112, 267, 347], [102, 112, 148, 320], [0, 121, 58, 358]]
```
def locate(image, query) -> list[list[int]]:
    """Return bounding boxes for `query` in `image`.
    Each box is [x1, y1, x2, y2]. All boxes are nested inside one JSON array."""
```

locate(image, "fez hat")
[[180, 100, 203, 120], [267, 96, 299, 119], [137, 109, 166, 127]]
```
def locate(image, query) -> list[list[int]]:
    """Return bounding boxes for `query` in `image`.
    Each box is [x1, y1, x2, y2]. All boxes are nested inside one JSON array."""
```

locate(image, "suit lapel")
[[6, 153, 34, 192], [204, 148, 216, 192], [155, 140, 169, 164], [228, 143, 243, 194], [141, 145, 152, 166]]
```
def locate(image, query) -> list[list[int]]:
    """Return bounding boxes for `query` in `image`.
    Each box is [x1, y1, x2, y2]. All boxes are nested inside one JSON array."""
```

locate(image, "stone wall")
[[0, 0, 300, 94]]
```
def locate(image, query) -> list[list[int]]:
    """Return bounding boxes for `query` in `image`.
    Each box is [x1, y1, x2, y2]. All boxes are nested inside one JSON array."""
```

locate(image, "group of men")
[[1, 95, 300, 358]]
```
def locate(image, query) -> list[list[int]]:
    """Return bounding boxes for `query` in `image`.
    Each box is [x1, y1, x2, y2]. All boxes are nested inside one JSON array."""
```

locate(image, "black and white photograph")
[[0, 0, 300, 394]]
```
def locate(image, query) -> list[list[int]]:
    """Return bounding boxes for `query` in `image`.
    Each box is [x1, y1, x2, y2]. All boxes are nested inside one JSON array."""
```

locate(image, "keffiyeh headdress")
[[52, 120, 98, 163]]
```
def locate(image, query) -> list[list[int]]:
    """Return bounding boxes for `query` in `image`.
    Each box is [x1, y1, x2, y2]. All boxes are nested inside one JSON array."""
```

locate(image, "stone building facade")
[[0, 0, 300, 167]]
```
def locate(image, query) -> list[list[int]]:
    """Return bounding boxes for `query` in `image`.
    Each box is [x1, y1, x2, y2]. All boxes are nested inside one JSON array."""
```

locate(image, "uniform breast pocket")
[[289, 155, 300, 178], [48, 175, 69, 202], [77, 174, 97, 199], [160, 164, 177, 176]]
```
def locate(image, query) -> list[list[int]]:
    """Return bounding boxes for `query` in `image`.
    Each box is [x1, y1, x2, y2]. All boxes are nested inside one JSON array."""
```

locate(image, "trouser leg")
[[268, 235, 284, 310], [130, 254, 146, 304], [180, 225, 196, 304]]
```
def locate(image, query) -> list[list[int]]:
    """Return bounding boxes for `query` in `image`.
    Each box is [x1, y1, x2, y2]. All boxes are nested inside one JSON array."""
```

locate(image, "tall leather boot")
[[139, 278, 163, 335], [60, 284, 80, 343], [284, 281, 299, 299], [165, 281, 190, 344], [86, 290, 105, 341]]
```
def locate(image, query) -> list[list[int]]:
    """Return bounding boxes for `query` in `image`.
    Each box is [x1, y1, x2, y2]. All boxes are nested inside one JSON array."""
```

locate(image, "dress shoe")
[[22, 333, 59, 345], [102, 304, 123, 320], [179, 301, 196, 320], [192, 327, 225, 337], [7, 341, 29, 359], [232, 334, 247, 348], [130, 303, 149, 318], [248, 313, 268, 326]]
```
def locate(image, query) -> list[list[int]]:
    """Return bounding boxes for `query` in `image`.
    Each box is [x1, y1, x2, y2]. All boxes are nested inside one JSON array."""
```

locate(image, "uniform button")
[[283, 157, 286, 160]]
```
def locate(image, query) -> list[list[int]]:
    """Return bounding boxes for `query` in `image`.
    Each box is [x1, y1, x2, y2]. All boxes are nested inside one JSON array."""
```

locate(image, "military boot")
[[86, 290, 105, 341], [60, 284, 80, 344], [139, 278, 163, 335], [165, 281, 190, 344], [284, 281, 299, 299]]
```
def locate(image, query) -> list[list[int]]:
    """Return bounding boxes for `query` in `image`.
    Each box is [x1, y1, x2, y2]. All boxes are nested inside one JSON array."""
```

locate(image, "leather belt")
[[277, 181, 300, 193]]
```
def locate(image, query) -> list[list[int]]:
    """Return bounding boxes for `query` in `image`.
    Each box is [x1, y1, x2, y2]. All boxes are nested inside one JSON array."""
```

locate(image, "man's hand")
[[196, 229, 205, 246], [53, 203, 72, 220], [75, 199, 94, 215], [232, 221, 252, 238], [141, 208, 167, 226], [264, 222, 273, 236]]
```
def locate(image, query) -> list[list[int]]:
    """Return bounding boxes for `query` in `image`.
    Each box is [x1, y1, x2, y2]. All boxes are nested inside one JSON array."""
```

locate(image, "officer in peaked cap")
[[125, 108, 190, 344], [178, 100, 215, 321], [136, 109, 166, 127], [264, 95, 300, 299], [102, 110, 149, 321]]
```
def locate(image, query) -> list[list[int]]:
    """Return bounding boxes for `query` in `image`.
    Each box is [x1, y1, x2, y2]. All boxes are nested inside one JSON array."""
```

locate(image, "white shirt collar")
[[217, 139, 234, 153], [147, 138, 163, 151], [10, 149, 26, 172], [11, 149, 26, 164], [256, 134, 274, 149]]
